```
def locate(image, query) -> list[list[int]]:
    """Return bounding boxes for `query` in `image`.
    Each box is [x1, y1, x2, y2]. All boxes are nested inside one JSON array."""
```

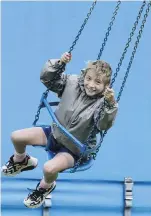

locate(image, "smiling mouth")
[[87, 88, 96, 93]]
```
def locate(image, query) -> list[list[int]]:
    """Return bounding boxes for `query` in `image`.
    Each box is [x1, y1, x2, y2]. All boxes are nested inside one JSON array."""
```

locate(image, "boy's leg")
[[41, 151, 75, 186], [24, 152, 75, 208], [2, 127, 47, 176], [11, 127, 47, 154]]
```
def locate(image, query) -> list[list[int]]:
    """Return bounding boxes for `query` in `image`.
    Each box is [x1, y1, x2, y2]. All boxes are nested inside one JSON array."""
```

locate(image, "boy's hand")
[[60, 52, 72, 64], [104, 87, 116, 106]]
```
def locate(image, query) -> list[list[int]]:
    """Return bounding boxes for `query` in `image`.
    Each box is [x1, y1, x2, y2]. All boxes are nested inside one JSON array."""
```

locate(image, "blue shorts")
[[42, 126, 79, 161]]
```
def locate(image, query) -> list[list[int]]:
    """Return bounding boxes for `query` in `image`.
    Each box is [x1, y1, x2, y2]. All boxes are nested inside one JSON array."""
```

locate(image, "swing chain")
[[32, 104, 42, 126], [97, 0, 121, 60], [71, 113, 100, 172], [110, 0, 146, 88], [90, 1, 147, 156], [71, 121, 98, 172], [88, 101, 110, 160], [117, 1, 151, 102], [69, 0, 97, 54], [71, 101, 106, 172], [44, 1, 97, 91], [32, 89, 50, 126], [70, 153, 84, 173], [94, 0, 151, 158]]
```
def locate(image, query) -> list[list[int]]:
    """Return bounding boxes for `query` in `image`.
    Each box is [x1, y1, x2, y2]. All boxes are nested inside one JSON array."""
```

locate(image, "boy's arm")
[[40, 59, 67, 97], [96, 102, 118, 131]]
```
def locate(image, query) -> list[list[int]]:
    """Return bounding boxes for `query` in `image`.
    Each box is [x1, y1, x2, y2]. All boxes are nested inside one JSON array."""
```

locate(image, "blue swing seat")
[[34, 123, 94, 173], [33, 93, 95, 172], [46, 141, 93, 173]]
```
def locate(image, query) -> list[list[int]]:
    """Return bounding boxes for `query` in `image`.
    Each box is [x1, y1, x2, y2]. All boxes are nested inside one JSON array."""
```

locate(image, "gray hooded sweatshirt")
[[40, 59, 118, 156]]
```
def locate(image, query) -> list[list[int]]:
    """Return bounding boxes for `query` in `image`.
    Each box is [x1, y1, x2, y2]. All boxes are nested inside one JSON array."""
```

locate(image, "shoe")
[[1, 154, 38, 177], [23, 181, 56, 208]]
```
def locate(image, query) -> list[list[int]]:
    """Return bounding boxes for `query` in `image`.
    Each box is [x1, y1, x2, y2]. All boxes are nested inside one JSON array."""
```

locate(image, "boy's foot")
[[1, 155, 38, 177], [23, 181, 56, 208]]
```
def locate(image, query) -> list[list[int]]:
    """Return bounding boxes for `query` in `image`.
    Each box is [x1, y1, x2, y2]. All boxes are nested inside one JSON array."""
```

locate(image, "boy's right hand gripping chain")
[[60, 52, 72, 64]]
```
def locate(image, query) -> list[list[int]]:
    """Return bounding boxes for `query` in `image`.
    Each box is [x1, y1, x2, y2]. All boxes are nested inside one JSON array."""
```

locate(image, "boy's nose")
[[89, 82, 95, 89]]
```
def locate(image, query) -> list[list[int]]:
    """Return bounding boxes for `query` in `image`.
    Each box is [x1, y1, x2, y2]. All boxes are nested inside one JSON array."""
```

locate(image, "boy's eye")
[[86, 76, 91, 80], [96, 80, 101, 84]]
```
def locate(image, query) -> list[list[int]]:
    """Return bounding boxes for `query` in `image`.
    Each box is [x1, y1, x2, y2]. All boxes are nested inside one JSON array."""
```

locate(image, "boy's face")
[[84, 69, 106, 97]]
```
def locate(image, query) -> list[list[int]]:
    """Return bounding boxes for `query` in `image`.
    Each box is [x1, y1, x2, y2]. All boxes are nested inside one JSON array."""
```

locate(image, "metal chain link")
[[71, 0, 150, 172], [32, 89, 50, 126], [97, 1, 121, 60], [68, 0, 97, 54]]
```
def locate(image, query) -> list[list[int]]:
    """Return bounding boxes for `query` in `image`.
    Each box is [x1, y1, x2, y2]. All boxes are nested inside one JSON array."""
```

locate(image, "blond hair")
[[85, 60, 112, 85]]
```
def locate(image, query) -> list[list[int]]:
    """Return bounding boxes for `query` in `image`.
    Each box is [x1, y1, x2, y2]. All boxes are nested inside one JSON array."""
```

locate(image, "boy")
[[2, 52, 118, 208]]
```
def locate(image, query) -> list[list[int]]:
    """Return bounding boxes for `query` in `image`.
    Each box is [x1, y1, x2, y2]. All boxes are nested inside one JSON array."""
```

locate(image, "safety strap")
[[124, 177, 133, 216]]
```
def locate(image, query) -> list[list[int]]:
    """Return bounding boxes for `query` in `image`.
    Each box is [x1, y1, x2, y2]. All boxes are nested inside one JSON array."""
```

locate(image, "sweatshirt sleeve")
[[96, 102, 118, 131], [40, 59, 67, 97]]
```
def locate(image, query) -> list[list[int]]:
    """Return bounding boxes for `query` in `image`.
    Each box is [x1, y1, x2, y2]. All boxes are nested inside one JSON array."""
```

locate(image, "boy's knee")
[[11, 131, 19, 142], [11, 130, 25, 143], [43, 161, 57, 175]]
